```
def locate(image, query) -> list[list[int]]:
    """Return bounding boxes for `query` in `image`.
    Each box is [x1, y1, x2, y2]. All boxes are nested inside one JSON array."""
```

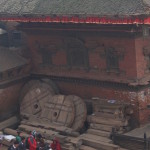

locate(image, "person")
[[8, 140, 19, 150], [44, 143, 52, 150], [50, 138, 61, 150], [18, 136, 26, 150], [36, 133, 45, 150], [26, 130, 37, 150], [16, 130, 22, 143]]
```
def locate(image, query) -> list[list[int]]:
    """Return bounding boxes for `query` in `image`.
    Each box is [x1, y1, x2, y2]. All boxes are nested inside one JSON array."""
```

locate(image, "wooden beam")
[[0, 116, 19, 130]]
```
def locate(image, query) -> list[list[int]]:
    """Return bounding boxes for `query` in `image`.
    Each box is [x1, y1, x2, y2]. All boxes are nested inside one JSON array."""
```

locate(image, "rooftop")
[[0, 47, 28, 72], [0, 0, 150, 24], [0, 0, 150, 17]]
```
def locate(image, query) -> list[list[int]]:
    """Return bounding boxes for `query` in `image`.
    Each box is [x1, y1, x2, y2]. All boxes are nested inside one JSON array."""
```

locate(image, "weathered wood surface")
[[66, 137, 82, 148], [90, 123, 113, 132], [87, 115, 128, 127], [0, 116, 19, 130], [93, 107, 122, 115], [80, 133, 112, 143], [19, 94, 131, 150], [119, 148, 129, 150], [79, 145, 97, 150], [41, 78, 59, 94], [92, 99, 129, 106], [41, 95, 75, 127], [0, 140, 12, 147], [92, 100, 124, 112], [67, 95, 87, 131], [93, 103, 123, 110], [61, 146, 74, 150], [87, 129, 110, 138], [19, 124, 58, 135], [81, 137, 119, 150], [19, 80, 55, 102], [93, 112, 124, 120], [21, 120, 79, 137], [92, 99, 132, 119], [61, 143, 75, 150], [18, 124, 84, 148], [18, 124, 66, 144], [21, 94, 87, 132], [16, 124, 81, 149], [20, 80, 55, 117], [3, 128, 28, 138]]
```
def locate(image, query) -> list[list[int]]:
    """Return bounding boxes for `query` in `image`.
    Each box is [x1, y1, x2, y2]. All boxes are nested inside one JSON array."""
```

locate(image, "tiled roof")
[[0, 47, 28, 72], [0, 0, 149, 17]]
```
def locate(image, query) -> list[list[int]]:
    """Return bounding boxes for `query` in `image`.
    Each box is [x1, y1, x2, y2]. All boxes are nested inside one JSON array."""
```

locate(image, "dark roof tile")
[[0, 47, 28, 72], [0, 0, 149, 17]]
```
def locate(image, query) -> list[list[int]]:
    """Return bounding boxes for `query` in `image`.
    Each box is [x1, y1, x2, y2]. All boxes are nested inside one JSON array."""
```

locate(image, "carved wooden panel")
[[100, 46, 125, 73], [8, 70, 14, 78], [0, 73, 2, 80], [143, 45, 150, 72], [35, 41, 53, 65], [66, 38, 89, 69], [105, 47, 119, 72], [17, 67, 22, 75], [143, 46, 150, 56], [70, 49, 85, 66]]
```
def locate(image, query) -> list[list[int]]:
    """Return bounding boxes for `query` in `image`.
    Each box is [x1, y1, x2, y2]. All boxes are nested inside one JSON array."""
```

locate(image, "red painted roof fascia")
[[0, 16, 150, 24]]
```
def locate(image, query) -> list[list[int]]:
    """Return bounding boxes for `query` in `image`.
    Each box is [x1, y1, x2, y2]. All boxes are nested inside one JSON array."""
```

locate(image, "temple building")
[[0, 0, 150, 127]]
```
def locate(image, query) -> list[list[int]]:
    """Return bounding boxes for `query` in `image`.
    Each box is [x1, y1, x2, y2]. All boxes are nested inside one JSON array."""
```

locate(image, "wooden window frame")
[[66, 38, 89, 70], [105, 47, 119, 73]]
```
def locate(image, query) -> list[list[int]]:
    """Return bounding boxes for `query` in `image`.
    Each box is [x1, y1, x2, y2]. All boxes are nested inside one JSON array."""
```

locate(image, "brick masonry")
[[0, 82, 24, 120], [22, 24, 150, 125], [27, 33, 138, 83]]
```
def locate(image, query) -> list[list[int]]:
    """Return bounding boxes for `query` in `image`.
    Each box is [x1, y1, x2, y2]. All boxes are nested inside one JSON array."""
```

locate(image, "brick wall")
[[135, 37, 150, 78], [51, 79, 150, 125], [137, 88, 150, 124], [27, 30, 138, 84], [0, 82, 24, 120], [23, 24, 150, 125], [51, 79, 139, 126]]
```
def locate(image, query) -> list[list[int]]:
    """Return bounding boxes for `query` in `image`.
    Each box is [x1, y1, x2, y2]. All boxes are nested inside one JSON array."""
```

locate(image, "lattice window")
[[147, 55, 150, 71], [70, 49, 85, 66], [41, 50, 52, 65], [0, 33, 9, 47], [11, 31, 22, 47], [8, 70, 14, 78], [105, 47, 119, 72], [143, 46, 150, 73], [67, 38, 89, 69], [13, 32, 21, 40], [35, 41, 53, 65], [17, 67, 22, 75], [0, 73, 2, 80]]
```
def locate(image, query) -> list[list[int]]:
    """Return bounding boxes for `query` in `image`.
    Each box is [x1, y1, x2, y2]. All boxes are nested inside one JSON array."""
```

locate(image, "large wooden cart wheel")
[[20, 80, 55, 117], [40, 95, 75, 127], [41, 78, 59, 94], [66, 95, 87, 131]]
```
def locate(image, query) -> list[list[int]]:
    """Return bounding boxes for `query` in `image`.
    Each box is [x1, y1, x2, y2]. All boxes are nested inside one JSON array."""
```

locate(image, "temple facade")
[[19, 23, 150, 126], [0, 0, 150, 127]]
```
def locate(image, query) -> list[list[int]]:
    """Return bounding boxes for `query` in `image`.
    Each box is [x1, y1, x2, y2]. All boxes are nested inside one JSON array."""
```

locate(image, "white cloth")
[[0, 135, 5, 140], [13, 144, 16, 149], [4, 135, 16, 142]]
